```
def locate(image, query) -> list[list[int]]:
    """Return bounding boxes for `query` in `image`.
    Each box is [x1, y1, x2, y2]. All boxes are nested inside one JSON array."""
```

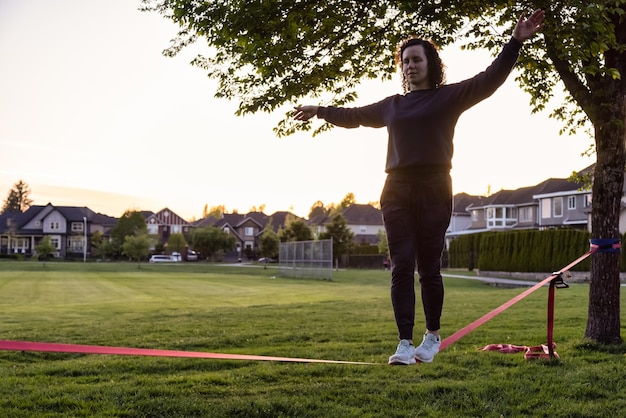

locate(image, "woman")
[[294, 9, 545, 365]]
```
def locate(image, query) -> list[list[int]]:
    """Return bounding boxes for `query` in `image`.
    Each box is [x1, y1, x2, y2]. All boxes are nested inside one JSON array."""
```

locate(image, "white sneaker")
[[388, 339, 416, 365], [414, 333, 441, 363]]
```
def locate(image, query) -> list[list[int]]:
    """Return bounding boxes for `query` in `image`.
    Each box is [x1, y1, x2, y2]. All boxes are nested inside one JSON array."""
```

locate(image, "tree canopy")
[[191, 226, 236, 261], [122, 233, 153, 267], [142, 1, 625, 343], [110, 210, 148, 257], [278, 218, 313, 242]]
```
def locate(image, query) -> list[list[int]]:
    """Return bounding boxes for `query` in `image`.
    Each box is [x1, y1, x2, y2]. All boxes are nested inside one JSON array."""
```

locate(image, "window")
[[567, 196, 576, 210], [71, 222, 84, 232], [541, 198, 551, 218], [50, 237, 60, 249], [245, 227, 254, 236], [553, 197, 563, 217], [50, 222, 60, 230], [584, 194, 592, 208], [68, 236, 84, 252], [520, 207, 533, 223], [485, 206, 516, 228], [360, 225, 367, 233], [471, 210, 478, 221]]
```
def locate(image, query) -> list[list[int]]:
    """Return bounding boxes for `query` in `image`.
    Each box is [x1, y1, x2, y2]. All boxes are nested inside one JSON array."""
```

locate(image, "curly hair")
[[395, 37, 446, 93]]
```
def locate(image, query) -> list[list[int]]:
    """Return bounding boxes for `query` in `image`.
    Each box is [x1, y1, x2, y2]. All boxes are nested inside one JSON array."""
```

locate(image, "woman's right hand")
[[293, 105, 319, 121]]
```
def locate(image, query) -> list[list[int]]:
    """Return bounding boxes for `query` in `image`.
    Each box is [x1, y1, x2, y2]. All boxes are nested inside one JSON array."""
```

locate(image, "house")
[[342, 204, 385, 245], [533, 185, 591, 230], [0, 203, 117, 258], [463, 177, 587, 234], [309, 203, 385, 246], [444, 171, 591, 249], [192, 211, 305, 261], [144, 207, 193, 245]]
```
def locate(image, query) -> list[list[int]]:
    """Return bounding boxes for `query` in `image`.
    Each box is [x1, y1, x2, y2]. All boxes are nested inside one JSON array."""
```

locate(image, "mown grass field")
[[0, 260, 625, 417]]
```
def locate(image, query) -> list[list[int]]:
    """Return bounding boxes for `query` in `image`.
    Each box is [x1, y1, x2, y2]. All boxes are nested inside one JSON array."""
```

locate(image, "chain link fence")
[[279, 239, 333, 280]]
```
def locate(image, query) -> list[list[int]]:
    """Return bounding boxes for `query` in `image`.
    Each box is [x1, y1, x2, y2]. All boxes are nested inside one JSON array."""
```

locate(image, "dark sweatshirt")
[[316, 38, 523, 173]]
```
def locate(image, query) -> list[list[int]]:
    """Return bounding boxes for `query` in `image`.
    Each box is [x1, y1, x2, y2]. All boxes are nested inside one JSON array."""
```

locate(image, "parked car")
[[186, 250, 198, 261], [258, 257, 277, 263], [149, 254, 180, 263]]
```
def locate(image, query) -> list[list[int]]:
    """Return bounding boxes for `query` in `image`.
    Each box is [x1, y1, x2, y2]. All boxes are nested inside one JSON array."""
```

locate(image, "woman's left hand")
[[513, 9, 545, 42]]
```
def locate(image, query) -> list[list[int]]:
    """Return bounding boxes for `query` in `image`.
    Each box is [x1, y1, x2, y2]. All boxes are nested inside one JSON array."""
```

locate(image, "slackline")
[[0, 339, 376, 365]]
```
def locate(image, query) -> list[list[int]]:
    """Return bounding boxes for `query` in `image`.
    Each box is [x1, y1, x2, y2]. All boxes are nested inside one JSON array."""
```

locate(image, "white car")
[[149, 254, 179, 263]]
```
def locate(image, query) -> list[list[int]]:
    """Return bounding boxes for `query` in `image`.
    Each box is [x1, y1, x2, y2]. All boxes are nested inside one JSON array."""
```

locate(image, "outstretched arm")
[[512, 9, 545, 42], [293, 105, 319, 121]]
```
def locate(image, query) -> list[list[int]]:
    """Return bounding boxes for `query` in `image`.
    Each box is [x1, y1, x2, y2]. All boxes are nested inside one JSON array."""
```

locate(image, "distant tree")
[[153, 241, 165, 254], [278, 218, 313, 242], [1, 180, 33, 214], [308, 200, 327, 219], [98, 241, 117, 261], [167, 233, 187, 254], [319, 213, 355, 268], [90, 230, 104, 259], [204, 205, 226, 219], [248, 204, 266, 213], [259, 222, 279, 269], [122, 233, 153, 267], [369, 201, 381, 210], [34, 236, 56, 266], [110, 210, 148, 257], [191, 226, 236, 261], [339, 193, 356, 209]]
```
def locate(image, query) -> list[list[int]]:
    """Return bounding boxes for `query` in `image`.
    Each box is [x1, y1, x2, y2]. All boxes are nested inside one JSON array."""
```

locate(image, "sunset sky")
[[0, 1, 594, 220]]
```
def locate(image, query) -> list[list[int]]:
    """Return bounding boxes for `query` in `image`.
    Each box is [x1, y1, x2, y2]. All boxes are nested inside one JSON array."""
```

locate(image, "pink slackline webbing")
[[0, 339, 376, 365]]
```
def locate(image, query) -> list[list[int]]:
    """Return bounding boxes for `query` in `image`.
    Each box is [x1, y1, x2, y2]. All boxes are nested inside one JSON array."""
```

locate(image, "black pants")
[[381, 171, 452, 341]]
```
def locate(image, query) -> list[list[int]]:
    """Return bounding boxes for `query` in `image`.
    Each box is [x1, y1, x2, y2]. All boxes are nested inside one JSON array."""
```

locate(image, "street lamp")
[[83, 216, 87, 263]]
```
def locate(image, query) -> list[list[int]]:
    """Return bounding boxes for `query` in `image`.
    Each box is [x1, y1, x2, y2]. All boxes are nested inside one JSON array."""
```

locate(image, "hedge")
[[448, 229, 624, 272]]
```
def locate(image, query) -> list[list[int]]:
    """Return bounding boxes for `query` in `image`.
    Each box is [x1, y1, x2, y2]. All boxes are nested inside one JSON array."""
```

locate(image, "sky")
[[0, 1, 594, 220]]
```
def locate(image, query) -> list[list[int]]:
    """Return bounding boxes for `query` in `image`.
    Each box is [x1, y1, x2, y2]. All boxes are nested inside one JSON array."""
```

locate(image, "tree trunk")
[[585, 97, 625, 344], [584, 7, 626, 344]]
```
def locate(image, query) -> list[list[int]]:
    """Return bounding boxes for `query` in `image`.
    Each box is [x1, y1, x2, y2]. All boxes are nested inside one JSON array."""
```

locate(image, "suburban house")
[[144, 207, 193, 246], [309, 203, 385, 246], [0, 203, 117, 258], [191, 210, 306, 261], [464, 177, 587, 233]]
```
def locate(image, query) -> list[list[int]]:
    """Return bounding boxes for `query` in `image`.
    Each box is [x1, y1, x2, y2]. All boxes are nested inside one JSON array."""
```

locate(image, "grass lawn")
[[0, 260, 625, 417]]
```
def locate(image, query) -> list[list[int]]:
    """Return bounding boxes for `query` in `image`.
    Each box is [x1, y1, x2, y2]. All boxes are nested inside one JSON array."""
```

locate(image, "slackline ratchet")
[[0, 239, 619, 364]]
